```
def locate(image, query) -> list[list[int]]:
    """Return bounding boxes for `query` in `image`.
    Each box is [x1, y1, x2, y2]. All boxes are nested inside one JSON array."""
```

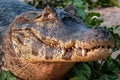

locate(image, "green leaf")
[[6, 77, 16, 80], [0, 70, 7, 80], [116, 54, 120, 68], [77, 73, 88, 80], [76, 8, 86, 19], [70, 0, 86, 19], [102, 57, 119, 74], [85, 12, 103, 27], [116, 54, 120, 60], [99, 73, 118, 80], [0, 70, 17, 80], [99, 74, 111, 80], [68, 63, 91, 80], [76, 63, 91, 78], [72, 0, 83, 7], [114, 24, 120, 30]]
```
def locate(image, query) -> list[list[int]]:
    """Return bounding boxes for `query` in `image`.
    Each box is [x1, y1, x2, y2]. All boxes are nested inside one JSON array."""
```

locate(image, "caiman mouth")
[[37, 35, 113, 57], [38, 37, 114, 62], [61, 44, 113, 61], [63, 44, 112, 57]]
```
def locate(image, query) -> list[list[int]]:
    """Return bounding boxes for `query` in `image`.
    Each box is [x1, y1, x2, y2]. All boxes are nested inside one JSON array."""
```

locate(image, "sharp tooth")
[[62, 49, 65, 54], [75, 44, 79, 48], [82, 49, 86, 57]]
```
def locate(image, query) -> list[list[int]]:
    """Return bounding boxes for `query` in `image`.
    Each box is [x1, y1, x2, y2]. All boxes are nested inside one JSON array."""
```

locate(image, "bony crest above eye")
[[35, 7, 57, 22]]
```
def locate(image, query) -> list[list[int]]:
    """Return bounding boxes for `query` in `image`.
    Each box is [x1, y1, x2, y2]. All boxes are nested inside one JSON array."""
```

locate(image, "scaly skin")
[[0, 0, 114, 80]]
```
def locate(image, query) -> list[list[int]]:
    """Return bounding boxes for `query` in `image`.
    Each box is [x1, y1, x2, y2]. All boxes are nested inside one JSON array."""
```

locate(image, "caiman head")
[[3, 5, 114, 63]]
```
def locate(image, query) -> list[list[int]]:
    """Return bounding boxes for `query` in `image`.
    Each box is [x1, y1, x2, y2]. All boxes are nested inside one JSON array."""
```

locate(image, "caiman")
[[0, 0, 114, 80]]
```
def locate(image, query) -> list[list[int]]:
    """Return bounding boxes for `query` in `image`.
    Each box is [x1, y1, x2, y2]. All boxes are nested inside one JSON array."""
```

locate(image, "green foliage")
[[117, 54, 120, 69], [85, 12, 103, 27], [83, 0, 119, 9], [89, 56, 120, 80], [0, 70, 17, 80], [68, 56, 120, 80], [69, 0, 86, 19], [28, 0, 67, 8], [27, 0, 119, 9], [68, 63, 91, 80]]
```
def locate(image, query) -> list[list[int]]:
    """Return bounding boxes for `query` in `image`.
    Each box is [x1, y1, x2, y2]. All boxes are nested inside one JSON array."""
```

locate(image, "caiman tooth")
[[62, 49, 65, 54], [81, 49, 86, 57], [75, 44, 79, 48]]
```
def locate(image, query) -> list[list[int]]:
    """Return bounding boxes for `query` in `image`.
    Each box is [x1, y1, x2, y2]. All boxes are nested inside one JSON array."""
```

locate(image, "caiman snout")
[[69, 27, 114, 62], [79, 27, 114, 49]]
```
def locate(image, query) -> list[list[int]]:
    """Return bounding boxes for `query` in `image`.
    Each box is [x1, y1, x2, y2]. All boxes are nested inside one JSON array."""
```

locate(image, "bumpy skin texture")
[[0, 0, 114, 80], [0, 0, 36, 46]]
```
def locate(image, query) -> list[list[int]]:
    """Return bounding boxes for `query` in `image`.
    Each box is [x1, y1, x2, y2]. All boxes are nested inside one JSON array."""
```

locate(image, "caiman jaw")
[[8, 7, 115, 62]]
